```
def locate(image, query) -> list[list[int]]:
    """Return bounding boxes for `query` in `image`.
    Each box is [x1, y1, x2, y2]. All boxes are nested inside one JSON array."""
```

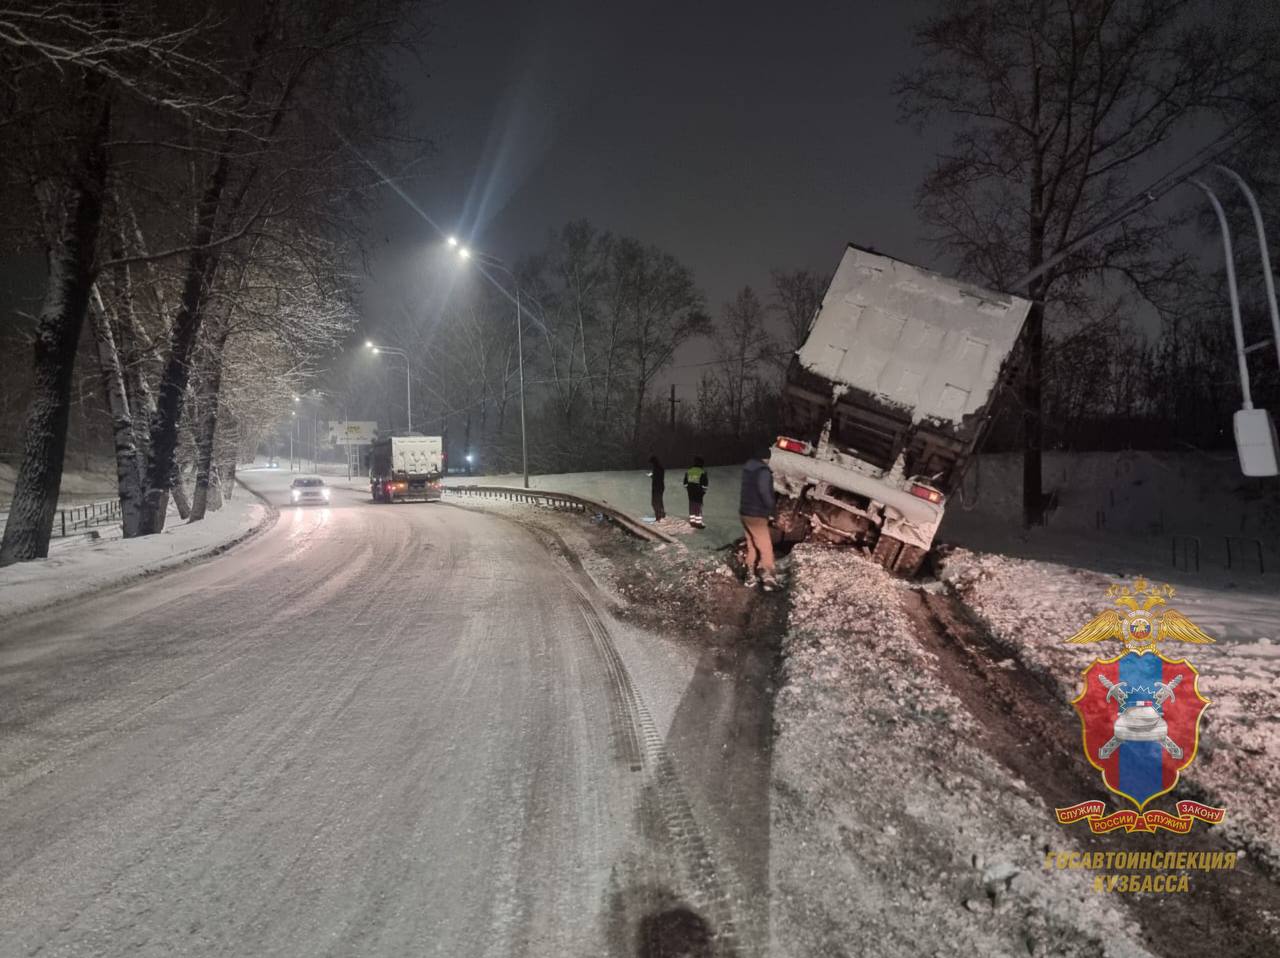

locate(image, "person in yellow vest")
[[683, 457, 708, 528]]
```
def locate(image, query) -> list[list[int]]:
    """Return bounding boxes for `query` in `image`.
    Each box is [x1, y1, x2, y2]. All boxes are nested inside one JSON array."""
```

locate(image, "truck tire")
[[872, 536, 928, 577], [774, 498, 811, 544]]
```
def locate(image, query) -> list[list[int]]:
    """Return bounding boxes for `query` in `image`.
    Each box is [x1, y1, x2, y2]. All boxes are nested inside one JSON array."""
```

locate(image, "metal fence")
[[53, 499, 123, 538], [444, 485, 678, 544]]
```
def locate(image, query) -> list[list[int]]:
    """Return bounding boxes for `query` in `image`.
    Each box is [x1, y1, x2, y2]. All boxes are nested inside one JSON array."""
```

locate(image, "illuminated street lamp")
[[448, 237, 527, 488], [365, 341, 412, 433]]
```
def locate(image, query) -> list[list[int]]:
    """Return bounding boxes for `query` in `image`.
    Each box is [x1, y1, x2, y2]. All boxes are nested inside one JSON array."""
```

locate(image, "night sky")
[[363, 0, 950, 388]]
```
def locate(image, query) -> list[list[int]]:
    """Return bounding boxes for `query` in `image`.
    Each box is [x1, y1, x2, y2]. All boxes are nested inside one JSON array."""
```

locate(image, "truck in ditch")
[[771, 244, 1031, 576], [368, 434, 445, 503]]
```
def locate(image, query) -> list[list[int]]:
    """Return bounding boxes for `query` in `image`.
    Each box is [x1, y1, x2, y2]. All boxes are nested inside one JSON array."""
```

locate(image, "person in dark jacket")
[[739, 447, 777, 590], [683, 457, 708, 528], [649, 455, 666, 520]]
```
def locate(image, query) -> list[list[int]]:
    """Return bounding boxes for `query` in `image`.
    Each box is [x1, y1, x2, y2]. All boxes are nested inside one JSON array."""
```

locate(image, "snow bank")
[[770, 544, 1151, 957], [0, 487, 272, 621], [938, 548, 1280, 872]]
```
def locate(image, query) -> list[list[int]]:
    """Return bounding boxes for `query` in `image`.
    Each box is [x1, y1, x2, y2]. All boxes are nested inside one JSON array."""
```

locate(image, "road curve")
[[0, 473, 740, 957]]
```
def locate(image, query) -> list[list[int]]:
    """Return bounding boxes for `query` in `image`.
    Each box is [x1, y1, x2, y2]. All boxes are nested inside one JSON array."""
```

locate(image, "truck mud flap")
[[872, 534, 927, 577]]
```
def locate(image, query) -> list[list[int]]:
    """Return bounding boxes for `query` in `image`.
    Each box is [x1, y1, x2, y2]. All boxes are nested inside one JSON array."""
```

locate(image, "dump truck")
[[771, 244, 1031, 576], [369, 434, 445, 503]]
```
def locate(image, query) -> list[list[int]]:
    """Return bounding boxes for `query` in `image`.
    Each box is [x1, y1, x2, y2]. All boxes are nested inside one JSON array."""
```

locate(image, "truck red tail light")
[[910, 483, 944, 504], [776, 436, 809, 454]]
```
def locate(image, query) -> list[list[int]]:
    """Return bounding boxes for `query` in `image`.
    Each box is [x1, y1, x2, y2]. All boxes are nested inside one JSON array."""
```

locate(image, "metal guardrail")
[[444, 485, 679, 544]]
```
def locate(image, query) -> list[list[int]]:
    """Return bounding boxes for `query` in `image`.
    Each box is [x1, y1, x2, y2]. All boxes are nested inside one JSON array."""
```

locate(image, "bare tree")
[[0, 1, 228, 564], [611, 238, 709, 445], [896, 0, 1269, 526], [716, 286, 774, 438], [769, 268, 828, 355]]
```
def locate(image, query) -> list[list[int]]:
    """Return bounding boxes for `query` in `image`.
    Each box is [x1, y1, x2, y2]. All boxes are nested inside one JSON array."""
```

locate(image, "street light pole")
[[365, 342, 412, 433], [448, 238, 529, 488], [515, 282, 528, 489], [1213, 165, 1280, 372], [1190, 177, 1252, 409]]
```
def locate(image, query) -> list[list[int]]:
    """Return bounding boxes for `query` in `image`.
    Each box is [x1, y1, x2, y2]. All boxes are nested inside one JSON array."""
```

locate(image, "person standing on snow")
[[683, 457, 708, 528], [648, 455, 666, 520], [739, 446, 778, 591]]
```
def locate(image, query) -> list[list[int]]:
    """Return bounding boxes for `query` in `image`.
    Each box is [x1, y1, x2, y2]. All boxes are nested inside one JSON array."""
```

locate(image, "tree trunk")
[[189, 331, 229, 522], [1021, 298, 1045, 527], [171, 465, 192, 519], [0, 95, 111, 567], [89, 288, 146, 536], [138, 150, 231, 535]]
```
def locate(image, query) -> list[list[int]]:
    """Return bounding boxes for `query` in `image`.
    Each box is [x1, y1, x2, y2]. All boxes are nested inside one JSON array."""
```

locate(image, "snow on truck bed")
[[799, 245, 1031, 426]]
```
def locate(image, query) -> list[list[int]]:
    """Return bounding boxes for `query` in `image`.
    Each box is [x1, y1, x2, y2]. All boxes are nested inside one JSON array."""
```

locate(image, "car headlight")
[[322, 489, 330, 500], [291, 490, 300, 500]]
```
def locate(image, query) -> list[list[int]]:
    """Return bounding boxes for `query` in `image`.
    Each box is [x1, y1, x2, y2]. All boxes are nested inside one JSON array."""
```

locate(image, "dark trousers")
[[652, 491, 665, 520], [687, 493, 703, 517]]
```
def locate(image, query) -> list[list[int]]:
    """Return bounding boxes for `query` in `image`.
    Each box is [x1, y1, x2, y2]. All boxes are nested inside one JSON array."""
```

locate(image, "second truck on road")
[[369, 435, 445, 503]]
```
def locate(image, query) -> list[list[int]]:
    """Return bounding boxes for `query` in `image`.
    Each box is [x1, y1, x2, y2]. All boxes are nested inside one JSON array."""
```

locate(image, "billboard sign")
[[328, 421, 377, 444]]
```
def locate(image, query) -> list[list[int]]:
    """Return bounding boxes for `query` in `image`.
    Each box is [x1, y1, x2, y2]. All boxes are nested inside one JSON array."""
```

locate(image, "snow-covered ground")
[[941, 450, 1280, 581], [0, 455, 120, 509], [939, 548, 1280, 873], [0, 483, 272, 620], [770, 545, 1157, 957], [0, 459, 120, 515]]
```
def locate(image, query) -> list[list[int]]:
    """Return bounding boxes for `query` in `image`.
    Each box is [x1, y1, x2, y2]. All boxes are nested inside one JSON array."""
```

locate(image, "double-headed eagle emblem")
[[1066, 577, 1215, 653]]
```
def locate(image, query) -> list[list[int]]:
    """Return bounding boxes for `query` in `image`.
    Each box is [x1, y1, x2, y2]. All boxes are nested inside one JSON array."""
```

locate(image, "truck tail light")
[[776, 436, 809, 454], [910, 483, 944, 505]]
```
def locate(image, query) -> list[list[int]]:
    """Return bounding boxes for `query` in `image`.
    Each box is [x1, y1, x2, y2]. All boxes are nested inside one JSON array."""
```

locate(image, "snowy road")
[[0, 473, 752, 956]]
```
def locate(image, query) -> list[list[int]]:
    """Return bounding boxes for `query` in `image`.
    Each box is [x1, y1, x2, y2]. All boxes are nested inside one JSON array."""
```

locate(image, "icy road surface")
[[0, 472, 752, 956]]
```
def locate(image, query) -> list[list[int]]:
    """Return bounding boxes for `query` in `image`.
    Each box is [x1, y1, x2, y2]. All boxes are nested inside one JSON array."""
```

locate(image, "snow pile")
[[0, 490, 270, 620], [938, 548, 1280, 872], [770, 544, 1151, 958]]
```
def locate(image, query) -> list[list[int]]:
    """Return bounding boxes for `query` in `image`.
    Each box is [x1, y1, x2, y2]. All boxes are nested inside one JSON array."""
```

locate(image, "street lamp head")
[[447, 236, 459, 247], [364, 340, 374, 349]]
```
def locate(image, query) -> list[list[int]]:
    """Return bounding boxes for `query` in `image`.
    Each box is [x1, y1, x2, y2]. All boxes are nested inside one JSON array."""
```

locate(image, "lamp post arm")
[[1190, 177, 1252, 409], [1213, 165, 1280, 374]]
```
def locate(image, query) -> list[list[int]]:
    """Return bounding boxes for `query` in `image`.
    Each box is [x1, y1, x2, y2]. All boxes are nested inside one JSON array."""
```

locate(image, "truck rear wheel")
[[872, 535, 928, 577], [774, 498, 811, 544]]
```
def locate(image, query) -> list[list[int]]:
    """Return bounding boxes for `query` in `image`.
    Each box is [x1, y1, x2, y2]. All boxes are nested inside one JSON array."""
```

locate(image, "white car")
[[289, 476, 330, 506]]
